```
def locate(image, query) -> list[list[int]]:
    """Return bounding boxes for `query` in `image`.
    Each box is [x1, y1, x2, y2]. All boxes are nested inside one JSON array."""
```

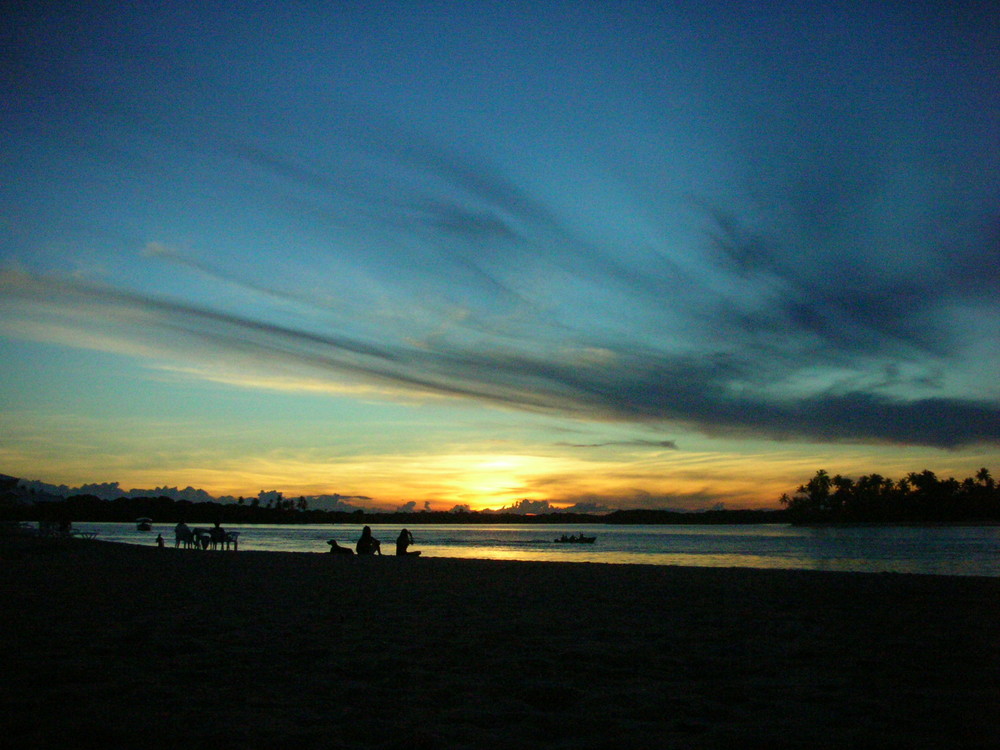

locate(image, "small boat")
[[554, 534, 596, 544], [136, 518, 153, 531]]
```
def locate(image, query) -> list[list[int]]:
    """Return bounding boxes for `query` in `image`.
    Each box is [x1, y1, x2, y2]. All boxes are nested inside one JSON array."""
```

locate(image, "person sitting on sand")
[[356, 525, 381, 555], [328, 539, 354, 555], [395, 528, 420, 556]]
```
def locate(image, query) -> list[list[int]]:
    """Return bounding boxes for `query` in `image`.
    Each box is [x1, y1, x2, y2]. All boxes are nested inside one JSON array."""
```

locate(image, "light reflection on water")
[[71, 522, 1000, 577]]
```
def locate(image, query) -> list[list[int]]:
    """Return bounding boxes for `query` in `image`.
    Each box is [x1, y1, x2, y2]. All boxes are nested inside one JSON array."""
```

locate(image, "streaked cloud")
[[2, 262, 996, 449], [556, 440, 680, 450]]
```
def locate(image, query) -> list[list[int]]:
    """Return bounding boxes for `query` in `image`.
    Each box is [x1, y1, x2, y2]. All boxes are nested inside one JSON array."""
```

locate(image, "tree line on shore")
[[781, 468, 999, 523], [4, 468, 998, 525], [0, 486, 784, 525]]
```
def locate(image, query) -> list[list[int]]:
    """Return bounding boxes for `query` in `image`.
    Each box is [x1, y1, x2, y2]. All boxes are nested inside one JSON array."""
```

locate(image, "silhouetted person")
[[156, 533, 164, 548], [328, 539, 353, 554], [396, 528, 420, 556], [210, 522, 226, 550], [356, 526, 381, 555]]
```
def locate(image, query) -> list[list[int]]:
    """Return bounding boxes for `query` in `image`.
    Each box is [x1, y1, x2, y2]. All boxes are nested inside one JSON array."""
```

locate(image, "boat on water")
[[136, 518, 153, 531], [554, 534, 596, 544]]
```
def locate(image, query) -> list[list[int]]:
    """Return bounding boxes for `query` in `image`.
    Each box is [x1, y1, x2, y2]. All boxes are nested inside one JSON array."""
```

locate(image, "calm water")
[[71, 522, 1000, 577]]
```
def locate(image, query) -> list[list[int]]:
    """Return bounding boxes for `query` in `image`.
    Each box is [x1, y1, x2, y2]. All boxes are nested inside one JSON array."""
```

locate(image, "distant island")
[[3, 468, 997, 526]]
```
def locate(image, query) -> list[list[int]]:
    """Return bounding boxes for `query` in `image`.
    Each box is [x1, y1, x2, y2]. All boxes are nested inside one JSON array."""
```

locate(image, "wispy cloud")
[[2, 262, 997, 449], [556, 439, 679, 450], [3, 52, 998, 453], [142, 242, 314, 308]]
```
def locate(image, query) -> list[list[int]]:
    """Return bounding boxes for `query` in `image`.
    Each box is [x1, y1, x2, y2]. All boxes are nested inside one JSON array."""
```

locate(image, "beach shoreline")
[[3, 539, 998, 749]]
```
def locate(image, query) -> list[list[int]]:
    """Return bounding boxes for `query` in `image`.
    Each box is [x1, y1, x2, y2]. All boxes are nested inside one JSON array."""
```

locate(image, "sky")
[[1, 1, 998, 512]]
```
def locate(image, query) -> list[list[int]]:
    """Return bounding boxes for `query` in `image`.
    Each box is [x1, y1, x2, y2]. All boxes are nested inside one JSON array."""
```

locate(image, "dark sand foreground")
[[2, 539, 998, 749]]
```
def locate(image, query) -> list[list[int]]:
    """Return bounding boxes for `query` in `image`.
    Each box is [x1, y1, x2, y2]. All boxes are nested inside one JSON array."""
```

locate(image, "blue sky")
[[2, 1, 997, 510]]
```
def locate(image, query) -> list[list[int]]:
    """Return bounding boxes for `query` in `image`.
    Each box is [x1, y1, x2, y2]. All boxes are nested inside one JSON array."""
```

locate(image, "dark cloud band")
[[2, 269, 996, 448]]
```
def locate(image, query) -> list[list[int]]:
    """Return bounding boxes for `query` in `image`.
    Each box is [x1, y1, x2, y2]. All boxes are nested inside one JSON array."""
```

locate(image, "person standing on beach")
[[356, 525, 381, 555]]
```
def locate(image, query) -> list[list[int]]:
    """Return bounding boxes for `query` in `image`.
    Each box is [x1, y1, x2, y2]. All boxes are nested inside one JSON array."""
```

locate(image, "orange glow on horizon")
[[8, 425, 995, 514]]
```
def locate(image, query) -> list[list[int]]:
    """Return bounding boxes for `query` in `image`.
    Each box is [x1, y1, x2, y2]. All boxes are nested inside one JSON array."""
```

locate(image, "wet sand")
[[2, 539, 998, 749]]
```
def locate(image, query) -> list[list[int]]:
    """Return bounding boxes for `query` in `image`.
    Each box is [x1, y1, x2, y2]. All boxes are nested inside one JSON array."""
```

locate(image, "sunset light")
[[1, 1, 996, 510], [4, 5, 1000, 748]]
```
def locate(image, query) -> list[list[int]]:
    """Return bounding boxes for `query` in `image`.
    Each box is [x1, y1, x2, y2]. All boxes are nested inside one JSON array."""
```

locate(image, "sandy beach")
[[2, 539, 998, 749]]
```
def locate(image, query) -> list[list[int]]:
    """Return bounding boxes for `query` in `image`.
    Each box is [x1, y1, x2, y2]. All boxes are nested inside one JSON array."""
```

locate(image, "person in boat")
[[395, 528, 420, 556], [356, 526, 381, 555], [328, 539, 353, 554]]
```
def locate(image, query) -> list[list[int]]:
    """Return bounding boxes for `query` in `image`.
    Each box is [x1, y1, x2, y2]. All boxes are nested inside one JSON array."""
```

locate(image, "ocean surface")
[[73, 521, 1000, 577]]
